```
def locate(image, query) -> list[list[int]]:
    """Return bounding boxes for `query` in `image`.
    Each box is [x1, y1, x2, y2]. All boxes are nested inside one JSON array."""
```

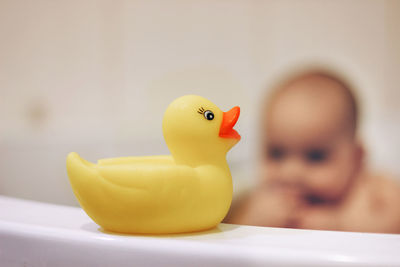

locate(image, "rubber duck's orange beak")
[[219, 106, 241, 140]]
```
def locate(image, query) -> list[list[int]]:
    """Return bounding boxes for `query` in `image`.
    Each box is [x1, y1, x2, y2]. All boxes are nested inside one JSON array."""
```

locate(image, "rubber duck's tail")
[[66, 152, 97, 191]]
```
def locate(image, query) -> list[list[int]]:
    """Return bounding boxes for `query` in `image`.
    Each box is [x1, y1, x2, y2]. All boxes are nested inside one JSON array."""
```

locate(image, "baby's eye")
[[305, 149, 328, 163], [267, 146, 285, 161]]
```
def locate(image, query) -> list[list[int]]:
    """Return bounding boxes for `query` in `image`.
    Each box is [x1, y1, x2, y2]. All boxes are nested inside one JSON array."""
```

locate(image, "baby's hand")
[[230, 183, 303, 227], [296, 205, 341, 230]]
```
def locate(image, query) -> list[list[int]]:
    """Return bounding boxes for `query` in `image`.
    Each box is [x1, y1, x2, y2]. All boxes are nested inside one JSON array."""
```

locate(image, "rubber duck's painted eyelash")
[[197, 107, 205, 114]]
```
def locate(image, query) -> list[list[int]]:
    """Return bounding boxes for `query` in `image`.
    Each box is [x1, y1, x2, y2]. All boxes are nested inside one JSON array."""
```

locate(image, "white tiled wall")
[[0, 0, 399, 205]]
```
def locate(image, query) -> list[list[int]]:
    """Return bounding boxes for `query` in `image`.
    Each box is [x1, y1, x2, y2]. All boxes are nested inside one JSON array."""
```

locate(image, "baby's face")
[[262, 78, 361, 202]]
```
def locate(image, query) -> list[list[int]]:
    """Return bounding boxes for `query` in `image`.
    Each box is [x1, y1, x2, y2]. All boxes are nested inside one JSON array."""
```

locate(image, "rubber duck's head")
[[163, 95, 240, 166]]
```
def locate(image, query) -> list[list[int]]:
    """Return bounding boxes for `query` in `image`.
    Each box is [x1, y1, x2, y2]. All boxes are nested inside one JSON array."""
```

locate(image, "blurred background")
[[0, 0, 399, 206]]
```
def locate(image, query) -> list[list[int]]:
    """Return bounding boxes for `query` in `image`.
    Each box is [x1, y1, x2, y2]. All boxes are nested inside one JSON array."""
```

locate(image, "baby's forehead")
[[265, 73, 356, 139], [271, 73, 348, 105]]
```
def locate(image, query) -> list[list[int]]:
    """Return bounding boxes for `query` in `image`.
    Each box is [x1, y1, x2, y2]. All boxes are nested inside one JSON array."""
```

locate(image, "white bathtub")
[[1, 195, 399, 266]]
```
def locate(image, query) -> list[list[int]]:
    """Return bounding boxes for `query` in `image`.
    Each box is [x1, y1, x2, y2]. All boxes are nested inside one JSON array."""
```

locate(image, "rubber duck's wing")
[[97, 163, 197, 191], [98, 155, 174, 166]]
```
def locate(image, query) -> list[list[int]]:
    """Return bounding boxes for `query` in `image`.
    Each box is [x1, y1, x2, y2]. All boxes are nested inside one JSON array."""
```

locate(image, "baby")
[[225, 70, 400, 233]]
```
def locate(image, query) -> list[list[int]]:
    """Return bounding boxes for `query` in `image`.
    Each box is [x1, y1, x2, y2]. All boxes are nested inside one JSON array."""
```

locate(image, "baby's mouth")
[[304, 194, 331, 205]]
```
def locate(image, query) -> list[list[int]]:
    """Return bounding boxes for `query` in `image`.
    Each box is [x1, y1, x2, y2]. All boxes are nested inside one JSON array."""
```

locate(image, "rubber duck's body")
[[67, 95, 240, 234]]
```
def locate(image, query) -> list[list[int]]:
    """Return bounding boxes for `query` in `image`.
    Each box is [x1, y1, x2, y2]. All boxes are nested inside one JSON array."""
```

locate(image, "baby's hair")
[[266, 68, 360, 137]]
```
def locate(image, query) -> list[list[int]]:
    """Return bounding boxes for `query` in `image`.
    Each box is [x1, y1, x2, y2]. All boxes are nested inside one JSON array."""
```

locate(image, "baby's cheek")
[[262, 161, 280, 182], [306, 165, 348, 198]]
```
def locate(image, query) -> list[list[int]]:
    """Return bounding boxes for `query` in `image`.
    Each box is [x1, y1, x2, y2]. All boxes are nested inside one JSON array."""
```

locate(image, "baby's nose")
[[280, 158, 305, 185]]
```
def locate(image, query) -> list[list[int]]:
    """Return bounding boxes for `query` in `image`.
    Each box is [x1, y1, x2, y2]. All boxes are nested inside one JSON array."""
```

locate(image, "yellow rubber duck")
[[66, 95, 240, 234]]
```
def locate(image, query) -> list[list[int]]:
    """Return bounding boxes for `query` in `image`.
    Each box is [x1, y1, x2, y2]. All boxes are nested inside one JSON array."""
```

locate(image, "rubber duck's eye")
[[204, 110, 214, 120]]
